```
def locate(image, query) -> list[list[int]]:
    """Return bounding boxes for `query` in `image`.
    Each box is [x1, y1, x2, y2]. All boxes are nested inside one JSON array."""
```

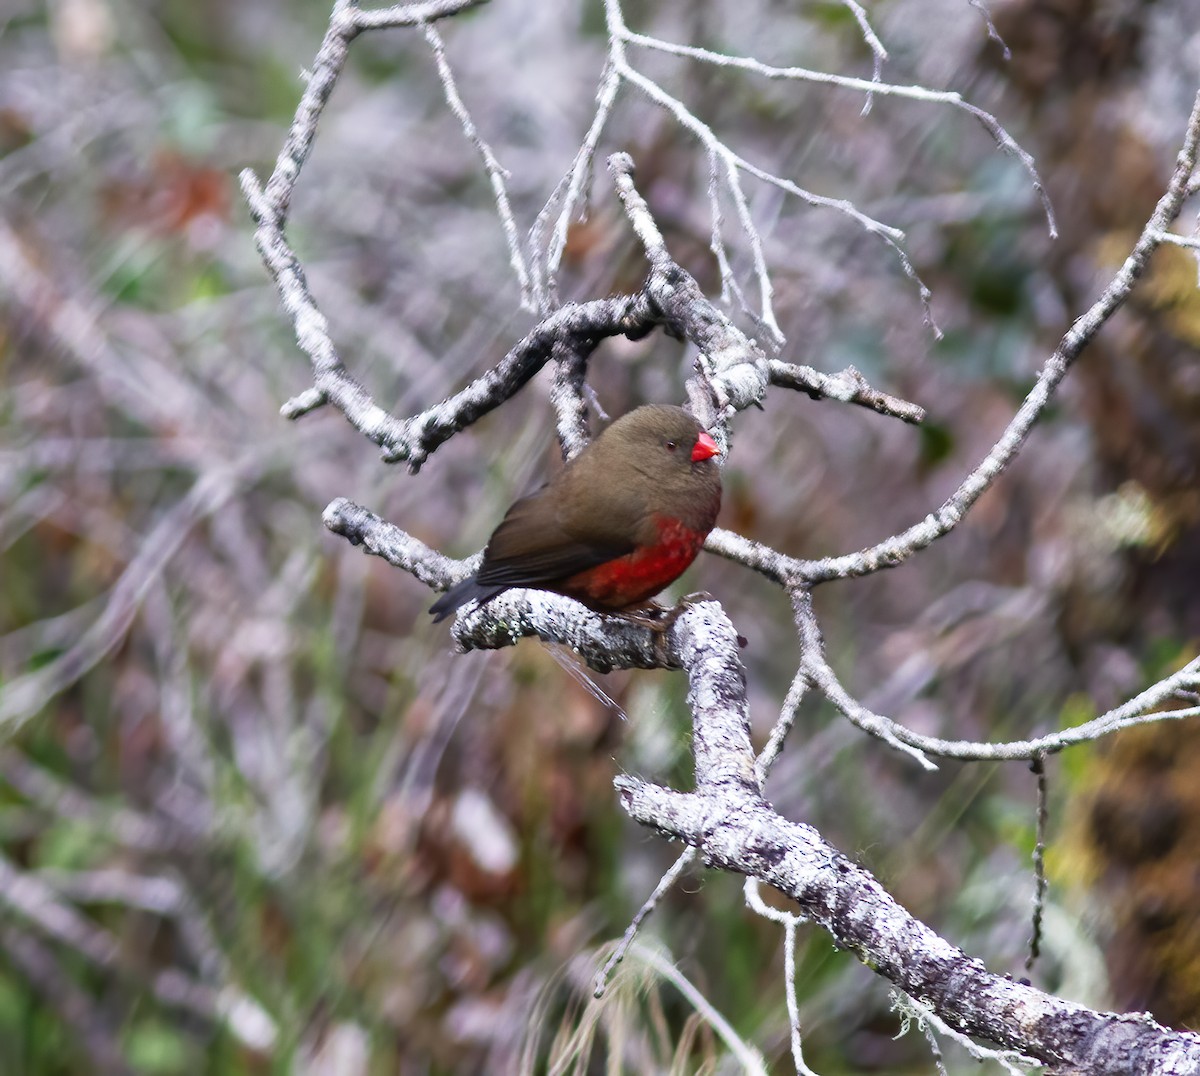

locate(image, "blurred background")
[[2, 0, 1199, 1071]]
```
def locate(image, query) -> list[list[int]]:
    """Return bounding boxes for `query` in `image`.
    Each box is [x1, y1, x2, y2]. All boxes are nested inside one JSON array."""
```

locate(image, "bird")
[[429, 404, 722, 623]]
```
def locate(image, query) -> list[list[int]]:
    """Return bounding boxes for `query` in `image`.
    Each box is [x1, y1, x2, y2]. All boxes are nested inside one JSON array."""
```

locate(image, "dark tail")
[[428, 575, 505, 623]]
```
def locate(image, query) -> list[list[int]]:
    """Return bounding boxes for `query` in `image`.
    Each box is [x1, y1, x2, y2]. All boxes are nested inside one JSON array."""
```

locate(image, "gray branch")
[[615, 780, 1200, 1075], [376, 297, 654, 471], [607, 153, 773, 433], [549, 337, 594, 460], [322, 497, 471, 589], [768, 359, 926, 425], [793, 587, 1200, 764], [796, 88, 1200, 584]]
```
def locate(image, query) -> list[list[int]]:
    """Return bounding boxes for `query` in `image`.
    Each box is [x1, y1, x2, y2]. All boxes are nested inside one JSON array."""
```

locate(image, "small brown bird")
[[429, 405, 722, 622]]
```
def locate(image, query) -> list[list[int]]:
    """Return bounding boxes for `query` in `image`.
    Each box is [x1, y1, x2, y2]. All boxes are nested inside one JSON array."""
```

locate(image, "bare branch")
[[619, 30, 1053, 238], [323, 497, 470, 590], [795, 586, 1200, 763], [254, 0, 487, 225], [607, 155, 772, 430], [549, 337, 594, 460], [603, 0, 949, 338], [756, 667, 811, 787], [966, 0, 1012, 59], [540, 58, 622, 307], [703, 528, 796, 585], [744, 880, 822, 1076], [241, 165, 412, 445], [593, 848, 697, 998], [353, 0, 488, 32], [797, 89, 1200, 584], [769, 359, 926, 425], [374, 295, 655, 469], [1025, 755, 1049, 974], [248, 217, 654, 465], [607, 148, 671, 268], [791, 590, 936, 769], [840, 0, 888, 94], [423, 22, 533, 307]]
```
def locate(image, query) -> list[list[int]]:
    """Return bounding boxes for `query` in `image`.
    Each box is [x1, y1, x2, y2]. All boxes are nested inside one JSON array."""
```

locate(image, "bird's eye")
[[665, 440, 677, 452]]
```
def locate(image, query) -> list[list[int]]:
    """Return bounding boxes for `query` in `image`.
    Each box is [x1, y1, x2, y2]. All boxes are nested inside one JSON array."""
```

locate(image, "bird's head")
[[599, 405, 722, 480]]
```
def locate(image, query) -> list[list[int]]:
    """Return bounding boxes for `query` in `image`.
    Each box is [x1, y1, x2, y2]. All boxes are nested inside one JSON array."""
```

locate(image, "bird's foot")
[[661, 592, 748, 649], [614, 594, 745, 657], [612, 602, 672, 631], [650, 591, 721, 635], [617, 592, 715, 633]]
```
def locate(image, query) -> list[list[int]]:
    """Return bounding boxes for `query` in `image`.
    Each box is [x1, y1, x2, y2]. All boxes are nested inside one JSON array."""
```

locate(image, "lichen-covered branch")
[[615, 778, 1200, 1075], [322, 497, 471, 589], [769, 359, 926, 425], [374, 295, 655, 470], [549, 337, 595, 461]]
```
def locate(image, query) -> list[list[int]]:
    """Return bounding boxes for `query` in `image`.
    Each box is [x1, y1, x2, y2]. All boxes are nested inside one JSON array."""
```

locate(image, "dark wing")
[[476, 487, 634, 586], [428, 576, 506, 623]]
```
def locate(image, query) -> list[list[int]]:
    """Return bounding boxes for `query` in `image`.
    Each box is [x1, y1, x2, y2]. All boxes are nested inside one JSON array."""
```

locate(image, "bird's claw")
[[613, 593, 742, 663], [653, 592, 748, 650], [611, 601, 671, 631]]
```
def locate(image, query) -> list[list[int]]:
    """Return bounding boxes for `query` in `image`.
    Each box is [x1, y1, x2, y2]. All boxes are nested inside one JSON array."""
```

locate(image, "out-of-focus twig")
[[1, 928, 133, 1075], [0, 458, 258, 737]]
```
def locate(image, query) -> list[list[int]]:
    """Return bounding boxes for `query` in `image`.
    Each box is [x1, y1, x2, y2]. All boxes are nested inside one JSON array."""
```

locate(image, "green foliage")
[[124, 1020, 194, 1075], [917, 419, 954, 469]]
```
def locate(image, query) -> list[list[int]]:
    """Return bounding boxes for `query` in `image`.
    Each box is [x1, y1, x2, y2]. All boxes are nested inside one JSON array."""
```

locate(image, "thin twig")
[[797, 90, 1200, 583], [619, 30, 1052, 238], [744, 880, 822, 1076], [795, 585, 1200, 764], [757, 666, 810, 786], [967, 0, 1012, 59], [423, 23, 533, 307], [549, 337, 594, 460], [840, 0, 887, 100], [353, 0, 488, 31], [1025, 754, 1049, 974], [541, 57, 622, 304], [593, 848, 696, 997]]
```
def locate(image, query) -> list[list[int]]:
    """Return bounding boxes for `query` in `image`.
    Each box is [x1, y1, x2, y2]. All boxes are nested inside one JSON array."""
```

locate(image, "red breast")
[[561, 515, 711, 607]]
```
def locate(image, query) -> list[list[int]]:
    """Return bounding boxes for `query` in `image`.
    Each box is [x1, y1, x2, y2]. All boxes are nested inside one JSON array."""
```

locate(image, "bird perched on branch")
[[429, 405, 722, 623]]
